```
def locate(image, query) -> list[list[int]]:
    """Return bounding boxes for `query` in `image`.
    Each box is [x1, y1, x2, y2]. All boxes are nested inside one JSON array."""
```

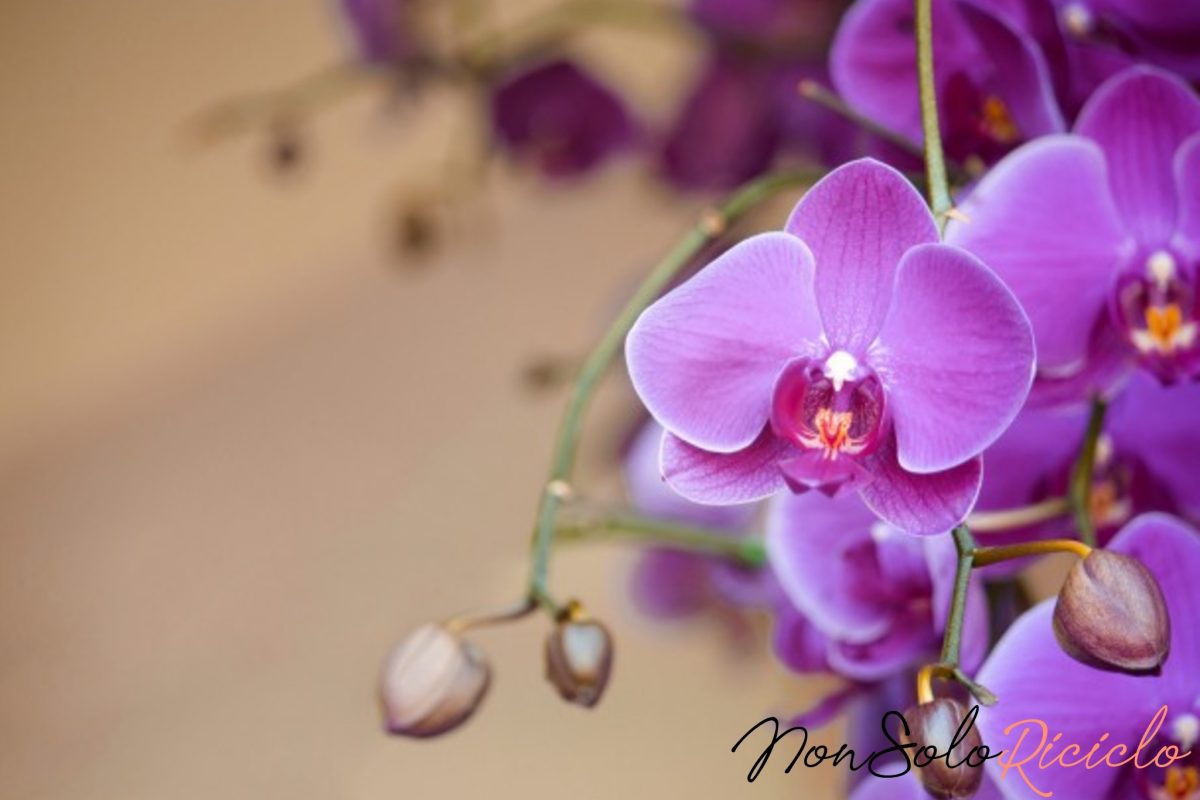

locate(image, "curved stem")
[[973, 538, 1092, 568], [444, 596, 538, 633], [524, 169, 817, 613], [556, 514, 766, 567], [1069, 396, 1108, 547], [966, 496, 1071, 532], [914, 0, 953, 229], [940, 525, 976, 665]]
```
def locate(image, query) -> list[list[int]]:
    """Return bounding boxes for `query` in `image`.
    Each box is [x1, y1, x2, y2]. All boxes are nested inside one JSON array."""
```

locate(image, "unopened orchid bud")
[[1053, 549, 1170, 673], [902, 698, 986, 799], [545, 614, 613, 708], [379, 623, 490, 737]]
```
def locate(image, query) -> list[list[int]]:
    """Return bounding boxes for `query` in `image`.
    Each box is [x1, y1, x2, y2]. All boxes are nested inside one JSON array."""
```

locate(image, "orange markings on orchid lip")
[[982, 96, 1019, 144], [1145, 303, 1185, 350], [995, 706, 1194, 798]]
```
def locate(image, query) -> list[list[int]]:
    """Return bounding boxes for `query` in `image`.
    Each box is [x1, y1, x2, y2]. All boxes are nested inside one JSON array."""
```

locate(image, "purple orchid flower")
[[767, 491, 989, 682], [625, 158, 1035, 535], [832, 0, 1066, 165], [622, 421, 771, 618], [975, 374, 1200, 566], [977, 514, 1200, 800], [490, 59, 635, 179], [948, 66, 1200, 401], [338, 0, 423, 67]]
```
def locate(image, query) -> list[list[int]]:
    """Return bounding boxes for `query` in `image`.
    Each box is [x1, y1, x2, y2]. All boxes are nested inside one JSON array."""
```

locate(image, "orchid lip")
[[1112, 248, 1200, 382]]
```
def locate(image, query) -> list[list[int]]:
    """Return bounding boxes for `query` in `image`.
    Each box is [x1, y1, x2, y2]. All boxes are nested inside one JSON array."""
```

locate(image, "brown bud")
[[545, 617, 613, 708], [902, 699, 986, 799], [1053, 549, 1170, 673], [379, 623, 490, 737]]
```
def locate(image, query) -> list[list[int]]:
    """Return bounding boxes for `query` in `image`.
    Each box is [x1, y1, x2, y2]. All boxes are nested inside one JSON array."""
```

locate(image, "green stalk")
[[914, 0, 953, 229], [1069, 396, 1108, 547]]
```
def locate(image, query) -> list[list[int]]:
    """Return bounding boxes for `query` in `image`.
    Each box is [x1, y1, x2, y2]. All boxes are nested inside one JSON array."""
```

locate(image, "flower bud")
[[902, 698, 986, 799], [1053, 549, 1170, 673], [545, 616, 613, 708], [379, 623, 490, 737]]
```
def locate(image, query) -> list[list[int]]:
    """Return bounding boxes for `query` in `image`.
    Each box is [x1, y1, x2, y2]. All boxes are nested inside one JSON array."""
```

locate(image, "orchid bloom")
[[625, 158, 1035, 535], [978, 514, 1200, 800], [948, 66, 1200, 399]]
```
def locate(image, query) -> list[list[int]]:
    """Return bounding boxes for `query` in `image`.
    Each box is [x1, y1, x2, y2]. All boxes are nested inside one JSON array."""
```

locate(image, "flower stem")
[[966, 496, 1071, 532], [1069, 396, 1108, 547], [525, 169, 817, 614], [972, 538, 1092, 568], [555, 514, 766, 568], [914, 0, 953, 229]]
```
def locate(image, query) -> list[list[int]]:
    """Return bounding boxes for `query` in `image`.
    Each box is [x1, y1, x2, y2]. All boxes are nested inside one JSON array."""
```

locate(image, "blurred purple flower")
[[977, 514, 1200, 800], [832, 0, 1065, 164], [338, 0, 423, 66], [490, 59, 635, 179], [622, 421, 771, 619], [767, 492, 989, 682], [975, 374, 1200, 568], [948, 66, 1200, 400], [625, 159, 1035, 535]]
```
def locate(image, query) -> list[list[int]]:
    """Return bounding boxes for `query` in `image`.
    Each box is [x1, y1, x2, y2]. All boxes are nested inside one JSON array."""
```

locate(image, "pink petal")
[[858, 436, 983, 536], [1174, 132, 1200, 253], [660, 429, 791, 505], [626, 232, 821, 452]]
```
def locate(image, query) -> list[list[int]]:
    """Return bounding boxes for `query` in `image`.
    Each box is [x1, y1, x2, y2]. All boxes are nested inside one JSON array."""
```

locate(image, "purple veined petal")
[[785, 159, 939, 354], [958, 0, 1065, 139], [623, 421, 758, 529], [1108, 513, 1200, 706], [771, 604, 831, 673], [858, 435, 983, 536], [1108, 374, 1200, 516], [1075, 65, 1200, 245], [975, 406, 1083, 512], [630, 550, 713, 618], [1025, 315, 1134, 407], [977, 607, 1161, 799], [1173, 132, 1200, 255], [946, 135, 1131, 369], [766, 492, 895, 644], [627, 232, 821, 452], [660, 429, 792, 505], [874, 243, 1035, 474], [826, 608, 937, 682], [830, 0, 976, 140]]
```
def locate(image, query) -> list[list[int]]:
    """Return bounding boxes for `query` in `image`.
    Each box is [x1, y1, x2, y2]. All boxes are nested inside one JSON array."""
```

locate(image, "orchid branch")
[[555, 514, 767, 568], [525, 169, 818, 613], [1069, 396, 1109, 547], [914, 0, 954, 229]]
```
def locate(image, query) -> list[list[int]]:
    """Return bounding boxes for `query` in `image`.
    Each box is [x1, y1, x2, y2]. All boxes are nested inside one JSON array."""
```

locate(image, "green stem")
[[556, 515, 766, 568], [972, 538, 1092, 568], [525, 169, 816, 613], [914, 0, 953, 228], [1069, 396, 1108, 548], [940, 525, 976, 665]]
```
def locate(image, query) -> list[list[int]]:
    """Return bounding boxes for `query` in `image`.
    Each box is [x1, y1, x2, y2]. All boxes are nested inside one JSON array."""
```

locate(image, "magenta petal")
[[858, 436, 982, 536], [1075, 66, 1200, 244], [875, 243, 1034, 473], [771, 606, 831, 674], [947, 135, 1131, 369], [978, 604, 1152, 800], [785, 159, 938, 354], [826, 610, 935, 682], [766, 492, 893, 644], [626, 232, 821, 452], [975, 406, 1083, 512], [1175, 132, 1200, 251], [1108, 375, 1200, 515], [660, 429, 791, 505]]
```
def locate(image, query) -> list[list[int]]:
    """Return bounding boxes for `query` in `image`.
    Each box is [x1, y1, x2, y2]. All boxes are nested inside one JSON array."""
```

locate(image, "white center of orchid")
[[1147, 250, 1177, 289], [823, 350, 859, 392], [1174, 713, 1200, 751], [869, 522, 895, 543], [1060, 2, 1093, 38], [1094, 433, 1114, 467]]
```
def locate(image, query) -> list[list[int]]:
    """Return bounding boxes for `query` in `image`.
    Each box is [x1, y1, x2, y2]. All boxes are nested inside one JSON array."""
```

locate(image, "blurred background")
[[0, 1, 840, 797]]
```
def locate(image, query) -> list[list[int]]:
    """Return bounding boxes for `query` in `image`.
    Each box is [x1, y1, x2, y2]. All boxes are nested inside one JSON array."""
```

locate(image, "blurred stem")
[[919, 525, 998, 706], [1069, 396, 1108, 548], [525, 168, 817, 614], [444, 597, 538, 633], [966, 496, 1071, 532], [914, 0, 953, 229], [972, 538, 1092, 568], [556, 515, 766, 568]]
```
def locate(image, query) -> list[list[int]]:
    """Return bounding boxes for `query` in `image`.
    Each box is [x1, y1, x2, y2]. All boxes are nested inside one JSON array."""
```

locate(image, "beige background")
[[0, 1, 843, 798]]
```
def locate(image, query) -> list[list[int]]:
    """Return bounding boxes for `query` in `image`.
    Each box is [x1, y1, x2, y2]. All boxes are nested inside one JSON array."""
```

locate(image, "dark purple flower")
[[622, 422, 770, 620], [977, 514, 1200, 799], [832, 0, 1065, 164], [768, 492, 989, 681], [338, 0, 422, 66], [626, 159, 1035, 535], [948, 66, 1200, 400], [490, 59, 635, 179]]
